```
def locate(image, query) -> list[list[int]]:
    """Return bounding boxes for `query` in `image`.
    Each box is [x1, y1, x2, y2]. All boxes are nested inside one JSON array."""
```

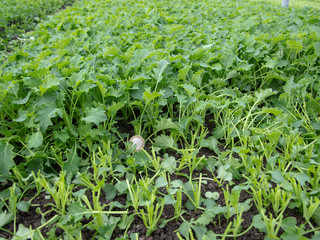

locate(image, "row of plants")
[[0, 0, 75, 52], [1, 0, 320, 238]]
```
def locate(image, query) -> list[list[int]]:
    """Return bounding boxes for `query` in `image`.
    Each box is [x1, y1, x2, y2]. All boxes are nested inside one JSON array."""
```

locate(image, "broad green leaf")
[[102, 184, 117, 200], [27, 131, 43, 149], [286, 40, 303, 53], [265, 57, 278, 69], [312, 206, 320, 226], [271, 169, 285, 183], [81, 107, 107, 125], [115, 180, 128, 194], [191, 225, 207, 240], [143, 91, 162, 103], [0, 141, 15, 175], [13, 109, 28, 122], [17, 201, 30, 212], [155, 176, 168, 188], [0, 212, 13, 228], [255, 88, 277, 103], [68, 202, 87, 222], [222, 54, 236, 69], [178, 65, 191, 80], [164, 195, 176, 204], [54, 131, 69, 143], [64, 147, 81, 175], [154, 118, 178, 131], [39, 74, 60, 95], [107, 102, 125, 117], [162, 156, 176, 173], [179, 222, 191, 240], [252, 214, 265, 230], [13, 92, 31, 105], [12, 224, 34, 240], [181, 84, 196, 96], [211, 63, 223, 71], [35, 105, 63, 132], [153, 60, 169, 83], [315, 42, 320, 56], [200, 137, 220, 154], [217, 165, 233, 181], [194, 211, 215, 225], [191, 70, 204, 88], [104, 46, 120, 57], [292, 172, 310, 187], [281, 217, 297, 231], [153, 135, 175, 149]]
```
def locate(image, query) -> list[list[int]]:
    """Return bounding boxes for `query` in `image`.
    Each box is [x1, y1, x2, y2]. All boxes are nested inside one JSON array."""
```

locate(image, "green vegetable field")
[[1, 0, 320, 239]]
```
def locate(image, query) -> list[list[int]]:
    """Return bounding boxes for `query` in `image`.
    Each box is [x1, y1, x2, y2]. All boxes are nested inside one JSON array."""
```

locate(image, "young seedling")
[[139, 192, 165, 236]]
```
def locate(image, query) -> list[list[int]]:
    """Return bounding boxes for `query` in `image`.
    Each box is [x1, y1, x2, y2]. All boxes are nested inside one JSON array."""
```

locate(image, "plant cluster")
[[1, 0, 320, 239], [0, 0, 75, 53]]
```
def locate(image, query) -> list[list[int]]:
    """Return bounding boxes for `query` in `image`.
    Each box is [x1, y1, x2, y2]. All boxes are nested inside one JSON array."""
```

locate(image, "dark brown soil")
[[0, 166, 314, 240]]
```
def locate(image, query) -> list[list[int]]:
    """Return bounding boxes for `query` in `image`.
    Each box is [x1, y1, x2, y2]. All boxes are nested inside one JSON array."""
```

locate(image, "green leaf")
[[115, 180, 128, 194], [39, 74, 60, 95], [281, 217, 297, 231], [194, 211, 215, 225], [181, 84, 196, 96], [143, 91, 162, 104], [154, 118, 178, 131], [0, 141, 15, 175], [27, 131, 43, 149], [13, 109, 28, 122], [217, 165, 233, 181], [205, 191, 220, 200], [286, 40, 303, 53], [178, 65, 191, 80], [13, 92, 31, 105], [68, 202, 87, 222], [154, 60, 169, 83], [312, 206, 320, 226], [102, 184, 117, 201], [164, 195, 176, 205], [314, 42, 320, 56], [153, 135, 175, 149], [0, 212, 13, 228], [252, 214, 265, 230], [35, 104, 63, 132], [191, 70, 204, 88], [155, 176, 168, 188], [211, 63, 223, 71], [191, 225, 207, 240], [265, 57, 278, 69], [81, 107, 107, 126], [271, 169, 285, 183], [103, 46, 120, 57], [200, 137, 220, 154], [12, 224, 34, 240], [64, 147, 81, 175], [17, 201, 30, 212], [222, 54, 236, 69], [292, 172, 310, 187], [162, 156, 176, 173], [107, 102, 125, 118], [179, 221, 191, 240], [255, 88, 277, 103]]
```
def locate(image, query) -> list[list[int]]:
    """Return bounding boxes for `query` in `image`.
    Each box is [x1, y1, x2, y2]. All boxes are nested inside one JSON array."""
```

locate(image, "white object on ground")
[[129, 135, 145, 151]]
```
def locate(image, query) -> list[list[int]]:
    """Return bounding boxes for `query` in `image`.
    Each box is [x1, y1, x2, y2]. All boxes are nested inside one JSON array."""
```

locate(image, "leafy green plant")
[[139, 193, 165, 236], [33, 171, 72, 215]]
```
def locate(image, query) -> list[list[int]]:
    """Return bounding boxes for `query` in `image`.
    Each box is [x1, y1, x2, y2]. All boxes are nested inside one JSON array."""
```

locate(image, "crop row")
[[0, 0, 75, 51]]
